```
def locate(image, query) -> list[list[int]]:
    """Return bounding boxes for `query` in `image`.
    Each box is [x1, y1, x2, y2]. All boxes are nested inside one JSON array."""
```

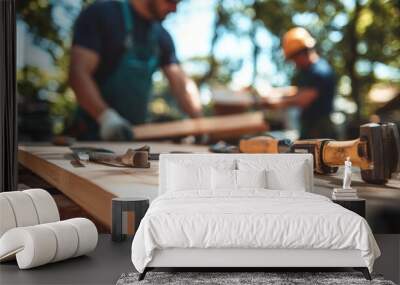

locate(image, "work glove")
[[97, 109, 134, 141]]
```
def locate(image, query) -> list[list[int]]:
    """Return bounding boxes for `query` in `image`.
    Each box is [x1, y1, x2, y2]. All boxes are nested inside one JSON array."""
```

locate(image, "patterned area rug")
[[116, 271, 395, 285]]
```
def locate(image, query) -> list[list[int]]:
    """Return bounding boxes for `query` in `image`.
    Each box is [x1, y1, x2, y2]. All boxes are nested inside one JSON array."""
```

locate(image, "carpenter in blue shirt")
[[69, 0, 202, 141]]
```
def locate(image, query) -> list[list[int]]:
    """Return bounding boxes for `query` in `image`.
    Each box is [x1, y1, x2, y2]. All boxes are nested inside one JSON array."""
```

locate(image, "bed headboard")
[[159, 153, 314, 195]]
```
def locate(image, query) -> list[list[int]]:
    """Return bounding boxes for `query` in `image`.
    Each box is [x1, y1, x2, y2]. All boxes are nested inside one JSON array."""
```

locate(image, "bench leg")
[[354, 267, 371, 280]]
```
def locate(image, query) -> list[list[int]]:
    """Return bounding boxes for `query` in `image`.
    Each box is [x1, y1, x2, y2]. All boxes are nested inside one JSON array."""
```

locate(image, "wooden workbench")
[[18, 143, 400, 234], [18, 142, 210, 230]]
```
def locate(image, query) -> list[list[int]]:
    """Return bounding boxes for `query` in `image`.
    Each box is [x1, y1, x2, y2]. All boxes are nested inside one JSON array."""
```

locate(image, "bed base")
[[138, 248, 372, 281], [138, 267, 371, 281]]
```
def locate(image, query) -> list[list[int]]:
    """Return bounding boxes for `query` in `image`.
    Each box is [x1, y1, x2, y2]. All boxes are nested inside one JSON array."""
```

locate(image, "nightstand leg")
[[112, 201, 123, 242]]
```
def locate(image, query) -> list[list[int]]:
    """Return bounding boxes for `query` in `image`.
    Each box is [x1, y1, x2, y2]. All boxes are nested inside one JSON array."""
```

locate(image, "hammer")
[[88, 149, 150, 168], [292, 123, 400, 184], [239, 136, 292, 153], [240, 123, 400, 184]]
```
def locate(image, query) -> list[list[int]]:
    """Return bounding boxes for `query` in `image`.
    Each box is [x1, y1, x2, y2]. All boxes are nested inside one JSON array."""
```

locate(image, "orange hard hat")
[[282, 27, 316, 59]]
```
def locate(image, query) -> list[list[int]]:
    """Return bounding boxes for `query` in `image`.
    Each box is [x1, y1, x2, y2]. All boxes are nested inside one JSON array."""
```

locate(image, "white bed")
[[131, 154, 380, 280]]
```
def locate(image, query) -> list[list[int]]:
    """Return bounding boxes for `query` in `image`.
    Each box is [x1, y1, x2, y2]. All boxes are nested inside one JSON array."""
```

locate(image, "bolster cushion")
[[0, 218, 98, 269]]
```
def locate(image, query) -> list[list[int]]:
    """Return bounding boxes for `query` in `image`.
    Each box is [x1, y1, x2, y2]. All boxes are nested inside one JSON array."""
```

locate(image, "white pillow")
[[167, 159, 236, 192], [266, 162, 307, 191], [167, 162, 211, 191], [237, 158, 308, 191], [236, 169, 267, 189], [211, 169, 267, 190], [211, 169, 236, 190]]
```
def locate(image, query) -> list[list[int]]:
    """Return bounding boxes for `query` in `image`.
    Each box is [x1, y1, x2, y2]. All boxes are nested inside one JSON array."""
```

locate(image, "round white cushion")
[[65, 218, 98, 257], [0, 226, 57, 269], [42, 221, 79, 262]]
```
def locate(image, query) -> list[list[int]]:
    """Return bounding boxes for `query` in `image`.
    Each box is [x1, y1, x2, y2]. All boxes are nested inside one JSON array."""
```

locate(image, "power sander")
[[239, 123, 400, 184]]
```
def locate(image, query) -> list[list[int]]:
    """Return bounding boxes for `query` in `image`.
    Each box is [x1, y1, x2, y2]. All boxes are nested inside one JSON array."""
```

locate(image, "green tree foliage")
[[206, 0, 400, 120], [16, 0, 93, 138]]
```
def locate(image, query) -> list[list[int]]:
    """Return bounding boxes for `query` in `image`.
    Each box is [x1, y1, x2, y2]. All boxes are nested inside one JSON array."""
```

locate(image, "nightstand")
[[112, 197, 149, 242], [332, 199, 366, 218]]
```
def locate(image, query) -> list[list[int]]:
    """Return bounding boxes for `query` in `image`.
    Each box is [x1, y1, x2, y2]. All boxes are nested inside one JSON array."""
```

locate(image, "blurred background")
[[16, 0, 400, 142]]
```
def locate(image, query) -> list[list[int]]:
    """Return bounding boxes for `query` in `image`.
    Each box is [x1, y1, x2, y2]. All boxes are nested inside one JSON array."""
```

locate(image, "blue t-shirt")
[[293, 58, 336, 121], [72, 0, 178, 82]]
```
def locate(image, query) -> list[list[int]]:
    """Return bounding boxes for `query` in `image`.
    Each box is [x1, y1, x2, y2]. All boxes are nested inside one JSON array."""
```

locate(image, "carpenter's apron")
[[72, 0, 160, 140]]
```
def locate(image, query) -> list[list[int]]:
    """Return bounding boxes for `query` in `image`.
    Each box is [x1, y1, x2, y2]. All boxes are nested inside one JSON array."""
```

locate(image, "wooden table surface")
[[18, 142, 210, 230], [18, 143, 400, 234]]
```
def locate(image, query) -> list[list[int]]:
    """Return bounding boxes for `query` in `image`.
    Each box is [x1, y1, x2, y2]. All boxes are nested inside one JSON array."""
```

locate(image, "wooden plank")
[[18, 143, 210, 230], [18, 148, 116, 230], [133, 112, 268, 140]]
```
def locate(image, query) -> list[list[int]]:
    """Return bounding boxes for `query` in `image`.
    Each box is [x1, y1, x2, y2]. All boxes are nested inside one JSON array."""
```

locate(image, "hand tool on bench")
[[87, 149, 150, 168], [239, 136, 292, 153], [209, 141, 240, 153], [211, 137, 291, 153], [239, 122, 400, 184], [69, 147, 114, 168], [291, 122, 400, 184], [70, 146, 149, 168], [70, 145, 193, 167]]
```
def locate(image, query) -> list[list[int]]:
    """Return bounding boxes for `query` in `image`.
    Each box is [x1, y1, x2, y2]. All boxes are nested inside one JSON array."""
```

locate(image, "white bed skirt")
[[148, 248, 366, 268]]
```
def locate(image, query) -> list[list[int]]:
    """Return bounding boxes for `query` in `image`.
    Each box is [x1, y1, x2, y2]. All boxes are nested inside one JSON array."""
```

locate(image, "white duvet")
[[131, 190, 380, 273]]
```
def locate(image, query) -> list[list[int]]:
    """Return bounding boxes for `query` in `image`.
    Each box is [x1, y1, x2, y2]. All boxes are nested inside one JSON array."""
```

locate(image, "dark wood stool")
[[332, 198, 366, 218], [112, 197, 149, 242]]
